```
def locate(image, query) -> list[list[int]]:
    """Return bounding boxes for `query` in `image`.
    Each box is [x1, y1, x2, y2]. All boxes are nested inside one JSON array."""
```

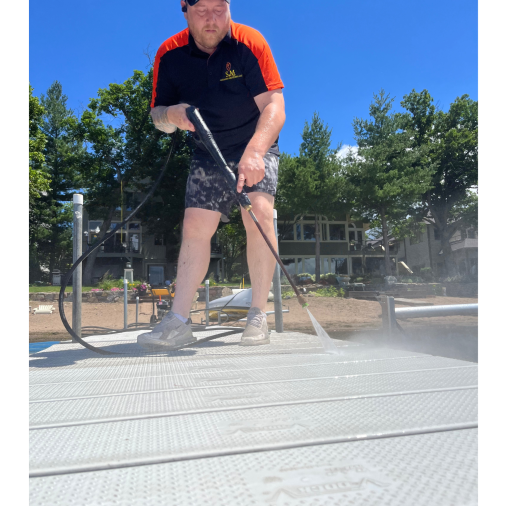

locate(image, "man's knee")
[[242, 193, 275, 231], [182, 208, 221, 241]]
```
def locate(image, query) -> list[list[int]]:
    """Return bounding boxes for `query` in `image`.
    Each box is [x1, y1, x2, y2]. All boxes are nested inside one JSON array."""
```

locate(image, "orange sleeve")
[[231, 22, 284, 95]]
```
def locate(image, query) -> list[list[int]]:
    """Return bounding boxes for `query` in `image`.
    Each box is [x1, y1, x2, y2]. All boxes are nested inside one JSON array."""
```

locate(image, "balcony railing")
[[211, 244, 222, 255], [100, 243, 141, 254], [350, 242, 397, 254]]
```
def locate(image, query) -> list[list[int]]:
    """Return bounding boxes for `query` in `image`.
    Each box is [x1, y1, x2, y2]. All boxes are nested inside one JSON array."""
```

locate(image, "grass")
[[29, 286, 96, 293], [219, 283, 251, 287], [30, 283, 250, 293]]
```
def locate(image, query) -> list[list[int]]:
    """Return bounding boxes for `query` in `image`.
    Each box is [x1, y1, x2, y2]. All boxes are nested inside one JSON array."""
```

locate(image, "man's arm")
[[237, 89, 285, 192], [150, 104, 195, 133]]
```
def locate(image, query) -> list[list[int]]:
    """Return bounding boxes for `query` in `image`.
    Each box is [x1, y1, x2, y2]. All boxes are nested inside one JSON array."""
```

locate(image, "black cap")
[[185, 0, 230, 5]]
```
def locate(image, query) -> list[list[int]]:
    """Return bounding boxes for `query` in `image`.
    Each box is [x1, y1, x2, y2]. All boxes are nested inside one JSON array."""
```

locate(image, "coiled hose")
[[58, 134, 178, 355]]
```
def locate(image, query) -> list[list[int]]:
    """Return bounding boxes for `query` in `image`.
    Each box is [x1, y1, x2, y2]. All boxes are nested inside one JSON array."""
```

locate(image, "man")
[[138, 0, 285, 351]]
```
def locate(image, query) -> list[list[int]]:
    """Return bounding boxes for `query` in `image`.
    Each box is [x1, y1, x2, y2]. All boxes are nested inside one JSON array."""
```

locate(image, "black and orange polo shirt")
[[151, 21, 284, 160]]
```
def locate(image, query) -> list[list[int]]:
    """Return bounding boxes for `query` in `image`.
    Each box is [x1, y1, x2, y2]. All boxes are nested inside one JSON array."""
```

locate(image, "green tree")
[[74, 70, 192, 285], [29, 84, 50, 213], [401, 90, 478, 277], [343, 90, 434, 276], [277, 112, 349, 282], [29, 81, 82, 282]]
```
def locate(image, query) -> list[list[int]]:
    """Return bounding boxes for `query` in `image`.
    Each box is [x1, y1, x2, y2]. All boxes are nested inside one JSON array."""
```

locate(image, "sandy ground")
[[29, 295, 478, 342]]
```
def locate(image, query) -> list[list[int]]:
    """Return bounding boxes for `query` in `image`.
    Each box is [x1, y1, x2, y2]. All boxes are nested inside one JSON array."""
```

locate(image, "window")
[[410, 230, 423, 245], [351, 257, 363, 275], [331, 257, 348, 275], [329, 224, 346, 241], [154, 235, 164, 246], [304, 258, 316, 274], [129, 223, 141, 230], [129, 234, 140, 253], [88, 221, 102, 233], [281, 258, 296, 275], [303, 224, 316, 241], [296, 223, 302, 241], [348, 224, 364, 245], [279, 223, 294, 240]]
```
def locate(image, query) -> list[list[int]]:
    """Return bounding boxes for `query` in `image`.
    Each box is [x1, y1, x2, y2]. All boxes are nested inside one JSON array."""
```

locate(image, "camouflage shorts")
[[185, 152, 279, 216]]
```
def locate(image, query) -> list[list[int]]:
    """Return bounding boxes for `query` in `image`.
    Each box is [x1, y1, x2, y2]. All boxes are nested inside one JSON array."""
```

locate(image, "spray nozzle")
[[297, 295, 309, 308]]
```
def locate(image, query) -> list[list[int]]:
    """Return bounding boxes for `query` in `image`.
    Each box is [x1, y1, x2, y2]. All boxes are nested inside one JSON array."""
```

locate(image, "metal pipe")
[[72, 194, 83, 342], [395, 304, 478, 320], [205, 279, 210, 326], [123, 278, 128, 329], [136, 296, 139, 324], [272, 209, 283, 333]]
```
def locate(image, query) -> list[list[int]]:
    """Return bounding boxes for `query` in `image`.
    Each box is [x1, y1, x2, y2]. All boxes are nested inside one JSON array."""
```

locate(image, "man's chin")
[[198, 32, 227, 49]]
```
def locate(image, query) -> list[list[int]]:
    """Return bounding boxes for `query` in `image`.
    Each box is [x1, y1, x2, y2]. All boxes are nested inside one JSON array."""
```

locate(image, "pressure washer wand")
[[186, 106, 308, 308]]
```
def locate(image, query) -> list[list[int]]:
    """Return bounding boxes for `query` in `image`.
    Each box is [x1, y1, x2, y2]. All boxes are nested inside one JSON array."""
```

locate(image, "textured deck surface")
[[30, 327, 478, 505]]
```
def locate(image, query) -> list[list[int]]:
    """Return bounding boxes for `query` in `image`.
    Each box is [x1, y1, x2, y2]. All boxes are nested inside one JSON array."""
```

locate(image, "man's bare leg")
[[171, 208, 221, 318], [241, 192, 276, 311]]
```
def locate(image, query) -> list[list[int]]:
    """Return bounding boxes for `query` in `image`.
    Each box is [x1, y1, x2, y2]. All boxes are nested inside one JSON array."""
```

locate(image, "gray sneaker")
[[240, 307, 270, 346], [137, 311, 196, 351]]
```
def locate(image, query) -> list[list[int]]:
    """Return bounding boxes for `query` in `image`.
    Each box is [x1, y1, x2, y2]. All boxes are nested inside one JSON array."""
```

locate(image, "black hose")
[[58, 134, 178, 355]]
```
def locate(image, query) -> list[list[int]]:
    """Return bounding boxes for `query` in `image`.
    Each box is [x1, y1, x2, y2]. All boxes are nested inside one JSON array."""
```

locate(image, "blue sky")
[[29, 0, 477, 156]]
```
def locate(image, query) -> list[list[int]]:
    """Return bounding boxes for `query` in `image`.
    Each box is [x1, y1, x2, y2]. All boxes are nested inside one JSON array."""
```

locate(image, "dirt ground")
[[29, 295, 478, 344]]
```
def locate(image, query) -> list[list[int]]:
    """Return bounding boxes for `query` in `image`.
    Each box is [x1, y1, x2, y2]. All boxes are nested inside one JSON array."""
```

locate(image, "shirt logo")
[[221, 62, 242, 81]]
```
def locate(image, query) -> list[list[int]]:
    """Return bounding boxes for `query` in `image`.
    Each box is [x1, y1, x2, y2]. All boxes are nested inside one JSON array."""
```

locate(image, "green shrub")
[[282, 290, 295, 299], [319, 273, 338, 284], [420, 267, 434, 282], [98, 273, 125, 290], [431, 284, 444, 296], [313, 286, 345, 298], [295, 273, 315, 285], [207, 272, 218, 286]]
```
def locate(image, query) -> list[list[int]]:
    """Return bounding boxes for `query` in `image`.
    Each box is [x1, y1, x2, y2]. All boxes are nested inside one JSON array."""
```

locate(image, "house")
[[395, 222, 478, 278], [82, 207, 224, 286], [277, 213, 399, 277]]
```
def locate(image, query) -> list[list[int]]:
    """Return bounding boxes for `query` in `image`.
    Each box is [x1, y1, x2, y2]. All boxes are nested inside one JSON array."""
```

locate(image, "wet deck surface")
[[30, 327, 477, 505]]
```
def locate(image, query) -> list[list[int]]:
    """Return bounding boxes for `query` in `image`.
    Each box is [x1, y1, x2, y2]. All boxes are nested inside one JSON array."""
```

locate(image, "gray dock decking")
[[30, 328, 477, 505]]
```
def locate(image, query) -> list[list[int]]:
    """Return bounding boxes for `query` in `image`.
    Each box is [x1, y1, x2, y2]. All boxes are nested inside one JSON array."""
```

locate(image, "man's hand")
[[150, 104, 195, 133], [237, 148, 265, 192]]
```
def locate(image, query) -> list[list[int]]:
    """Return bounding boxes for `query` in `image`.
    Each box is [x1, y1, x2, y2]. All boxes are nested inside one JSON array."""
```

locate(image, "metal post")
[[136, 296, 139, 325], [123, 278, 128, 330], [272, 209, 283, 333], [72, 194, 83, 342], [205, 279, 210, 327], [379, 295, 396, 337]]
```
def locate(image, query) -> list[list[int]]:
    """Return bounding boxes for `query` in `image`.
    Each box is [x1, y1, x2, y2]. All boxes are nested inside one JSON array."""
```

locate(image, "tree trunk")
[[315, 215, 321, 282], [381, 210, 392, 276], [441, 227, 458, 278], [82, 207, 115, 286], [48, 223, 58, 278]]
